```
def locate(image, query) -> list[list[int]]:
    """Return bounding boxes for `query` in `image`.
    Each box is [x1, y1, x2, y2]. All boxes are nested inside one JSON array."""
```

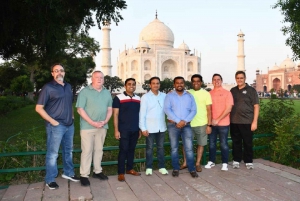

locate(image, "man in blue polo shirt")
[[36, 63, 79, 190], [164, 76, 198, 178], [113, 78, 141, 182]]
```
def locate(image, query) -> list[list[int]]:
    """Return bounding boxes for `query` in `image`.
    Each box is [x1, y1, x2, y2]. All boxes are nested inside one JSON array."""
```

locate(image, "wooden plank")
[[125, 173, 163, 201], [141, 171, 184, 201], [43, 177, 69, 201], [179, 170, 236, 201], [200, 165, 264, 201], [231, 165, 299, 201], [24, 182, 44, 201], [90, 177, 116, 201], [69, 178, 92, 201], [0, 189, 7, 200], [156, 170, 208, 200], [216, 164, 284, 201], [1, 184, 28, 201], [255, 159, 300, 177], [107, 175, 138, 201]]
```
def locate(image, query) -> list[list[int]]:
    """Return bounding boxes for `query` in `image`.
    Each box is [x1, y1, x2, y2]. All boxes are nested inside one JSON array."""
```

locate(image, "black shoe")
[[190, 171, 198, 178], [46, 182, 59, 190], [172, 170, 179, 177], [80, 177, 90, 186], [93, 172, 108, 180]]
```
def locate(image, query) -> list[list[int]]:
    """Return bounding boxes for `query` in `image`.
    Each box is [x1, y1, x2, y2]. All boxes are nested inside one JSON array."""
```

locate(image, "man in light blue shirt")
[[164, 76, 198, 178], [139, 77, 168, 176]]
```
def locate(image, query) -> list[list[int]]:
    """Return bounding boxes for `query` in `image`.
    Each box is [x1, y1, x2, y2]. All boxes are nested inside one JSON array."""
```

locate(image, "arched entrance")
[[263, 86, 267, 92], [161, 59, 177, 79], [272, 78, 281, 91], [288, 84, 292, 91]]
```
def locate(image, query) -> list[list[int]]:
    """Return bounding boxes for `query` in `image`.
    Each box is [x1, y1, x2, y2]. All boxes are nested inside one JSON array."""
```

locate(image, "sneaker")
[[93, 172, 108, 180], [62, 174, 80, 182], [159, 168, 168, 175], [146, 168, 152, 175], [246, 163, 254, 169], [221, 163, 228, 171], [46, 182, 59, 190], [172, 170, 179, 177], [190, 171, 198, 178], [204, 161, 215, 169], [80, 177, 90, 186], [233, 161, 240, 169]]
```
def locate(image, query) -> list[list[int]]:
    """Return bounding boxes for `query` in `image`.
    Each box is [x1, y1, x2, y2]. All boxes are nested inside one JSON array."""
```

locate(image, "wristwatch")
[[208, 125, 212, 127]]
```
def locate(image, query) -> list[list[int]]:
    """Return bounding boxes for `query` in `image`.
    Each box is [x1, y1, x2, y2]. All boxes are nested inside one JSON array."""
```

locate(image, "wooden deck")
[[1, 159, 300, 201]]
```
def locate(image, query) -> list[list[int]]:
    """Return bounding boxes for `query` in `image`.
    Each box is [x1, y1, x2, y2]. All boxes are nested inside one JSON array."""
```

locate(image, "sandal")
[[180, 164, 187, 170]]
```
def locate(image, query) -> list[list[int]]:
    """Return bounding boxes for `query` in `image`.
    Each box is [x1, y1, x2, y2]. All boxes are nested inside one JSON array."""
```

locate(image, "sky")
[[89, 0, 297, 85]]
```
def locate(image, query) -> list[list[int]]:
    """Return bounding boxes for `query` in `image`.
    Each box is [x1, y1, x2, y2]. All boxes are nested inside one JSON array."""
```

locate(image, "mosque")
[[255, 56, 300, 93]]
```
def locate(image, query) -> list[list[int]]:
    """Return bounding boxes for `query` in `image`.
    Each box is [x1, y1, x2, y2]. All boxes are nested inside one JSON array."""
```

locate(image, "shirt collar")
[[149, 90, 160, 96], [123, 91, 135, 97]]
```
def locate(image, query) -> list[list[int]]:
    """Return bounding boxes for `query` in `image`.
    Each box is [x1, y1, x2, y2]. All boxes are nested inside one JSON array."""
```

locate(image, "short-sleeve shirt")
[[189, 89, 212, 127], [37, 80, 73, 126], [230, 84, 259, 124], [210, 87, 233, 126], [76, 85, 112, 130], [113, 92, 140, 132]]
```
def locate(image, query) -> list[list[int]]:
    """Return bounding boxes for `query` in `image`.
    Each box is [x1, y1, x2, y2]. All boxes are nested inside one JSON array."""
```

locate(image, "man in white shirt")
[[139, 77, 168, 175]]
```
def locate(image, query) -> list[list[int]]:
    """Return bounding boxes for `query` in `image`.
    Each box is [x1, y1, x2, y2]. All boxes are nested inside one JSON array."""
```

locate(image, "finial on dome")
[[155, 10, 157, 19]]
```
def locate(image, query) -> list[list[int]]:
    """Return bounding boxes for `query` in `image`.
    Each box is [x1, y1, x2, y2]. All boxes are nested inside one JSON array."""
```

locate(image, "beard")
[[56, 75, 64, 82]]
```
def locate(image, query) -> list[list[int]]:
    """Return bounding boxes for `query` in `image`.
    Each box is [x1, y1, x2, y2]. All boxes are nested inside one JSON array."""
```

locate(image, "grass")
[[260, 98, 300, 114]]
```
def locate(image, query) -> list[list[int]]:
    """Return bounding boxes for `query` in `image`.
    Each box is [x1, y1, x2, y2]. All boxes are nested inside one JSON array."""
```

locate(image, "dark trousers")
[[118, 130, 139, 174], [230, 123, 253, 163]]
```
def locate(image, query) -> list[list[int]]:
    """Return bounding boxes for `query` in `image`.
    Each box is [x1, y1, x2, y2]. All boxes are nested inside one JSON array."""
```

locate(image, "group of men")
[[36, 63, 259, 190]]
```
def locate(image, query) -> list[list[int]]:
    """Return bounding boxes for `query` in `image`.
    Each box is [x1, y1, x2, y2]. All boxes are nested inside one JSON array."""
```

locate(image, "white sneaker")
[[221, 163, 228, 171], [159, 168, 168, 175], [233, 161, 240, 169], [204, 161, 215, 169], [246, 163, 254, 169], [145, 168, 152, 175]]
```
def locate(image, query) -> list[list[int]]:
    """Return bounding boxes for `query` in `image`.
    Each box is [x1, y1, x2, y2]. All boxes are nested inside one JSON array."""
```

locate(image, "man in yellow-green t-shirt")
[[180, 74, 212, 172]]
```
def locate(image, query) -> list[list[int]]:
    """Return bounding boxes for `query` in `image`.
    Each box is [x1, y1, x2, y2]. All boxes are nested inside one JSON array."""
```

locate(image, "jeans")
[[146, 132, 165, 169], [118, 130, 139, 174], [208, 126, 229, 163], [45, 122, 75, 183], [168, 123, 195, 172]]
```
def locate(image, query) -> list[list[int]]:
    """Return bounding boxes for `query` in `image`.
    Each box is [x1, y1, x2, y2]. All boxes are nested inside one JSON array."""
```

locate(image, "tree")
[[10, 75, 34, 98], [292, 84, 300, 93], [142, 80, 150, 92], [160, 78, 174, 93], [273, 1, 300, 60], [104, 75, 124, 93]]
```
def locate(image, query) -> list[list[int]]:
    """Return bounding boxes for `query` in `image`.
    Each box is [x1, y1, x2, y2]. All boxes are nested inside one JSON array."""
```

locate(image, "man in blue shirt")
[[36, 64, 79, 190], [139, 77, 168, 176], [164, 76, 198, 178]]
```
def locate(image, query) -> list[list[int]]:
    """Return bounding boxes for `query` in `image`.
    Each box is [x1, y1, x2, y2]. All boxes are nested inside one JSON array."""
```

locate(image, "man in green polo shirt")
[[76, 71, 113, 186]]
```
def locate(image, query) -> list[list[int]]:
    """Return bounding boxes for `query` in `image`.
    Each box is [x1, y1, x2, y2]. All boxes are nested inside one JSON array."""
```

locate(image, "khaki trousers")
[[80, 128, 107, 177]]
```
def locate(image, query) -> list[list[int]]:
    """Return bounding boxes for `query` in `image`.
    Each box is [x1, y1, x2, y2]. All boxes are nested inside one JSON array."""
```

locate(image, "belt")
[[167, 120, 190, 125]]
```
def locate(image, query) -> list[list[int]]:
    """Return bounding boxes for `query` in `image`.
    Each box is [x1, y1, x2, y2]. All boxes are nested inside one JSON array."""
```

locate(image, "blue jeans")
[[118, 131, 139, 174], [167, 123, 195, 172], [208, 126, 229, 163], [45, 122, 75, 183], [146, 132, 165, 169]]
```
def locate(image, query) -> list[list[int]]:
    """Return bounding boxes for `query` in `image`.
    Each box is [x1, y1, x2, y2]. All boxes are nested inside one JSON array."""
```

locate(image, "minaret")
[[237, 30, 245, 72], [101, 21, 112, 76]]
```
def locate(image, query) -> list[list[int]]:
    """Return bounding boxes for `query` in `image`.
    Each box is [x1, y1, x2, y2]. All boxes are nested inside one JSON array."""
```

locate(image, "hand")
[[176, 120, 185, 128], [114, 130, 121, 140], [212, 119, 219, 126], [51, 120, 59, 126], [251, 121, 257, 131], [142, 130, 149, 137], [206, 126, 212, 134], [92, 121, 103, 129], [139, 130, 142, 139]]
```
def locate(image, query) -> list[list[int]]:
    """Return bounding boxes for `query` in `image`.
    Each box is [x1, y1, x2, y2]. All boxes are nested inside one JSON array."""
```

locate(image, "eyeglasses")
[[52, 69, 65, 73]]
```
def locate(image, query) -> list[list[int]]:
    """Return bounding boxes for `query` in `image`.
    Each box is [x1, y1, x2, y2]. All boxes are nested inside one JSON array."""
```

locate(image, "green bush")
[[0, 96, 34, 115]]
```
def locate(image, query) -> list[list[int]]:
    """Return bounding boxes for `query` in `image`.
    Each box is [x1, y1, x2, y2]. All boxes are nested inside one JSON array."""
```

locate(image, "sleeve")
[[206, 92, 212, 105], [184, 94, 197, 122], [163, 93, 180, 123], [37, 85, 49, 105], [108, 92, 113, 107], [251, 88, 259, 105], [139, 94, 147, 131], [112, 96, 120, 108], [226, 91, 234, 106], [75, 89, 87, 108]]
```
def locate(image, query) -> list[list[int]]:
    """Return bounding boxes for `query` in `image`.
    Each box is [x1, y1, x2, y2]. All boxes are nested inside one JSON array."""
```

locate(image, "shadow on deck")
[[1, 159, 300, 201]]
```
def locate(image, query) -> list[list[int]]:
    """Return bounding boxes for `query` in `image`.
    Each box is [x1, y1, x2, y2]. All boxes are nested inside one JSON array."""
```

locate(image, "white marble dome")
[[139, 18, 174, 48], [271, 63, 279, 70], [136, 40, 149, 49], [279, 56, 296, 69], [178, 42, 190, 51]]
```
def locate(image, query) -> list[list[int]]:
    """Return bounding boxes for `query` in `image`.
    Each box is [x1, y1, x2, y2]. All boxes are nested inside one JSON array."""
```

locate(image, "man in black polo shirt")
[[230, 71, 259, 170], [36, 64, 79, 190], [113, 78, 141, 182]]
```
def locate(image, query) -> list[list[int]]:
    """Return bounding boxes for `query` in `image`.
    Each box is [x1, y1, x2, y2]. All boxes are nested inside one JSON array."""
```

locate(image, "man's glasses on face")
[[52, 69, 65, 73]]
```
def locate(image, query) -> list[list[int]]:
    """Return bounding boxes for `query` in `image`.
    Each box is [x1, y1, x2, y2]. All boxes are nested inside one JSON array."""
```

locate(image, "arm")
[[206, 104, 212, 134], [183, 95, 197, 123], [77, 107, 101, 128], [251, 104, 259, 131], [35, 105, 59, 126], [212, 105, 232, 126], [113, 108, 121, 139], [139, 95, 149, 136], [163, 94, 181, 123], [103, 107, 112, 124]]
